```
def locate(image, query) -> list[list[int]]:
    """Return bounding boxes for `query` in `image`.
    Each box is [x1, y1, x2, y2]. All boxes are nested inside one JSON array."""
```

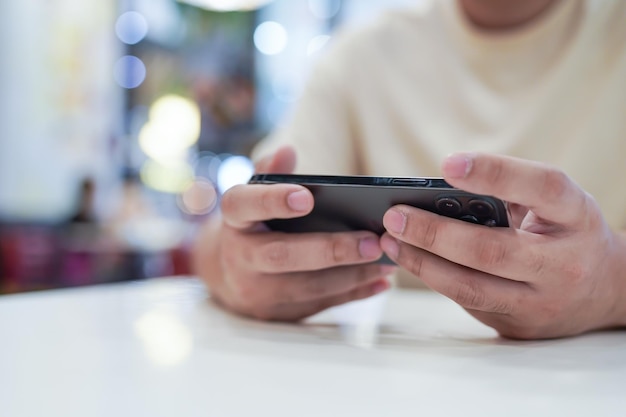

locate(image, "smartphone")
[[249, 174, 508, 264]]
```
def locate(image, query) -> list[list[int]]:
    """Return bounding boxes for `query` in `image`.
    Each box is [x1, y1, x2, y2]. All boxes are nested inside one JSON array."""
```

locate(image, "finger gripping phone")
[[248, 174, 509, 235]]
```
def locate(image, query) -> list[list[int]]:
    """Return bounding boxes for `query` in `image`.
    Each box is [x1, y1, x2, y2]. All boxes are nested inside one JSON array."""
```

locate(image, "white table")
[[1, 277, 624, 417]]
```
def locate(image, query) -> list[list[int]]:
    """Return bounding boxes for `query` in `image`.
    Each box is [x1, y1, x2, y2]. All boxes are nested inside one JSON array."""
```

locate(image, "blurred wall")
[[0, 0, 122, 223], [254, 0, 426, 132]]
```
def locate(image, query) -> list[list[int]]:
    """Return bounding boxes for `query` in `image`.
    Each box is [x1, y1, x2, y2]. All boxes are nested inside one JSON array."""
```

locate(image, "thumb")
[[254, 145, 297, 174]]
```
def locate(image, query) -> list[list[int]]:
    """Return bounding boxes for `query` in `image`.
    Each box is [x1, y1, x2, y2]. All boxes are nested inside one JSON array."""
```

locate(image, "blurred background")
[[0, 0, 418, 294]]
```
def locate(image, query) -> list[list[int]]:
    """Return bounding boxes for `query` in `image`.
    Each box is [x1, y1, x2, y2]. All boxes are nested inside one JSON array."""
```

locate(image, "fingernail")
[[371, 279, 390, 294], [443, 153, 474, 179], [359, 237, 382, 259], [287, 190, 311, 212], [384, 209, 406, 234], [380, 236, 400, 259]]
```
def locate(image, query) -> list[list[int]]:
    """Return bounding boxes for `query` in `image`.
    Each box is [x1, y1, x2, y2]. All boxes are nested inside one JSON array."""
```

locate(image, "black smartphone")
[[249, 174, 508, 251]]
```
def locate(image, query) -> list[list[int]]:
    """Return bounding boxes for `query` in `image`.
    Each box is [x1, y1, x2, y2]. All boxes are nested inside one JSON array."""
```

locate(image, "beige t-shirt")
[[255, 0, 626, 231]]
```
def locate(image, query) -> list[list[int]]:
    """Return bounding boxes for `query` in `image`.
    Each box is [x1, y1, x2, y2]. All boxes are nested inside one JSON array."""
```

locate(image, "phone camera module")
[[435, 197, 462, 216], [468, 199, 494, 218], [483, 219, 497, 227], [460, 214, 480, 224]]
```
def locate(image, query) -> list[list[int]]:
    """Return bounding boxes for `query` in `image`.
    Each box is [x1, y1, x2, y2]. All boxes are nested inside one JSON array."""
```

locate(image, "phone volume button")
[[390, 178, 429, 186], [428, 179, 451, 188]]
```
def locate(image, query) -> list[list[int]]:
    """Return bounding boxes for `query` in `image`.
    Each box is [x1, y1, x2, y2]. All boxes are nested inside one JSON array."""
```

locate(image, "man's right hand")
[[192, 146, 392, 321]]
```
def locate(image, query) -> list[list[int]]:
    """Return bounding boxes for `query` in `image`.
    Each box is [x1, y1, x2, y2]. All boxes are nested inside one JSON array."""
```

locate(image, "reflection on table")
[[0, 277, 624, 417]]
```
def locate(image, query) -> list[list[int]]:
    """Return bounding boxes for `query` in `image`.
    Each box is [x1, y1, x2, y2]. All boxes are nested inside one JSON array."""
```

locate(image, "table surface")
[[1, 277, 624, 417]]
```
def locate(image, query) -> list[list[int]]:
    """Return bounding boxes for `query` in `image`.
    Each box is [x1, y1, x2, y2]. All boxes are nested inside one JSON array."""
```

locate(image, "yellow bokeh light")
[[139, 122, 189, 163], [140, 159, 194, 194], [148, 95, 200, 147], [135, 311, 193, 367], [139, 94, 201, 164]]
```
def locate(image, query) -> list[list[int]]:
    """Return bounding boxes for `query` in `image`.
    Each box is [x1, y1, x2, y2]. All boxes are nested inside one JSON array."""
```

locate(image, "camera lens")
[[460, 215, 480, 224], [468, 199, 494, 217], [435, 197, 462, 216]]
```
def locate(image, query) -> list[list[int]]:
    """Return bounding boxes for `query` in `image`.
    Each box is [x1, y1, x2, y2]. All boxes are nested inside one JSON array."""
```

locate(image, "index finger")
[[442, 153, 589, 227], [221, 183, 314, 230]]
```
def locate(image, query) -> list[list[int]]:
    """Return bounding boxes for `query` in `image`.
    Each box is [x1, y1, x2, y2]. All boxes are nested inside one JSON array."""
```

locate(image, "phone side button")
[[390, 178, 429, 186]]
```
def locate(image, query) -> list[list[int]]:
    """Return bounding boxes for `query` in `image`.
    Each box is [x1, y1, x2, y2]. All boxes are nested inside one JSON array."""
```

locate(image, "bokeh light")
[[140, 159, 194, 194], [138, 95, 201, 164], [178, 0, 276, 12], [217, 155, 254, 194], [148, 95, 201, 148], [254, 21, 288, 55], [115, 11, 149, 45], [114, 55, 146, 89], [193, 152, 222, 184], [135, 311, 193, 367], [308, 0, 341, 19], [177, 178, 218, 216], [307, 34, 331, 56]]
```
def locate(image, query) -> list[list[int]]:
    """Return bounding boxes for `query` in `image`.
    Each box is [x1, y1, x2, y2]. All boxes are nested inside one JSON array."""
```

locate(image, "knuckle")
[[488, 300, 514, 315], [220, 187, 240, 214], [259, 240, 292, 270], [416, 218, 439, 250], [581, 192, 603, 228], [540, 168, 570, 201], [326, 235, 354, 264], [259, 189, 279, 214], [489, 159, 507, 184], [400, 249, 426, 278], [474, 239, 508, 268], [488, 159, 508, 193], [453, 279, 486, 310]]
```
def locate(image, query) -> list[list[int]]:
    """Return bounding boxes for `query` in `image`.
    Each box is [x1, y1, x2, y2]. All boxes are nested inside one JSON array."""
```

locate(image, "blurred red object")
[[0, 225, 60, 293]]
